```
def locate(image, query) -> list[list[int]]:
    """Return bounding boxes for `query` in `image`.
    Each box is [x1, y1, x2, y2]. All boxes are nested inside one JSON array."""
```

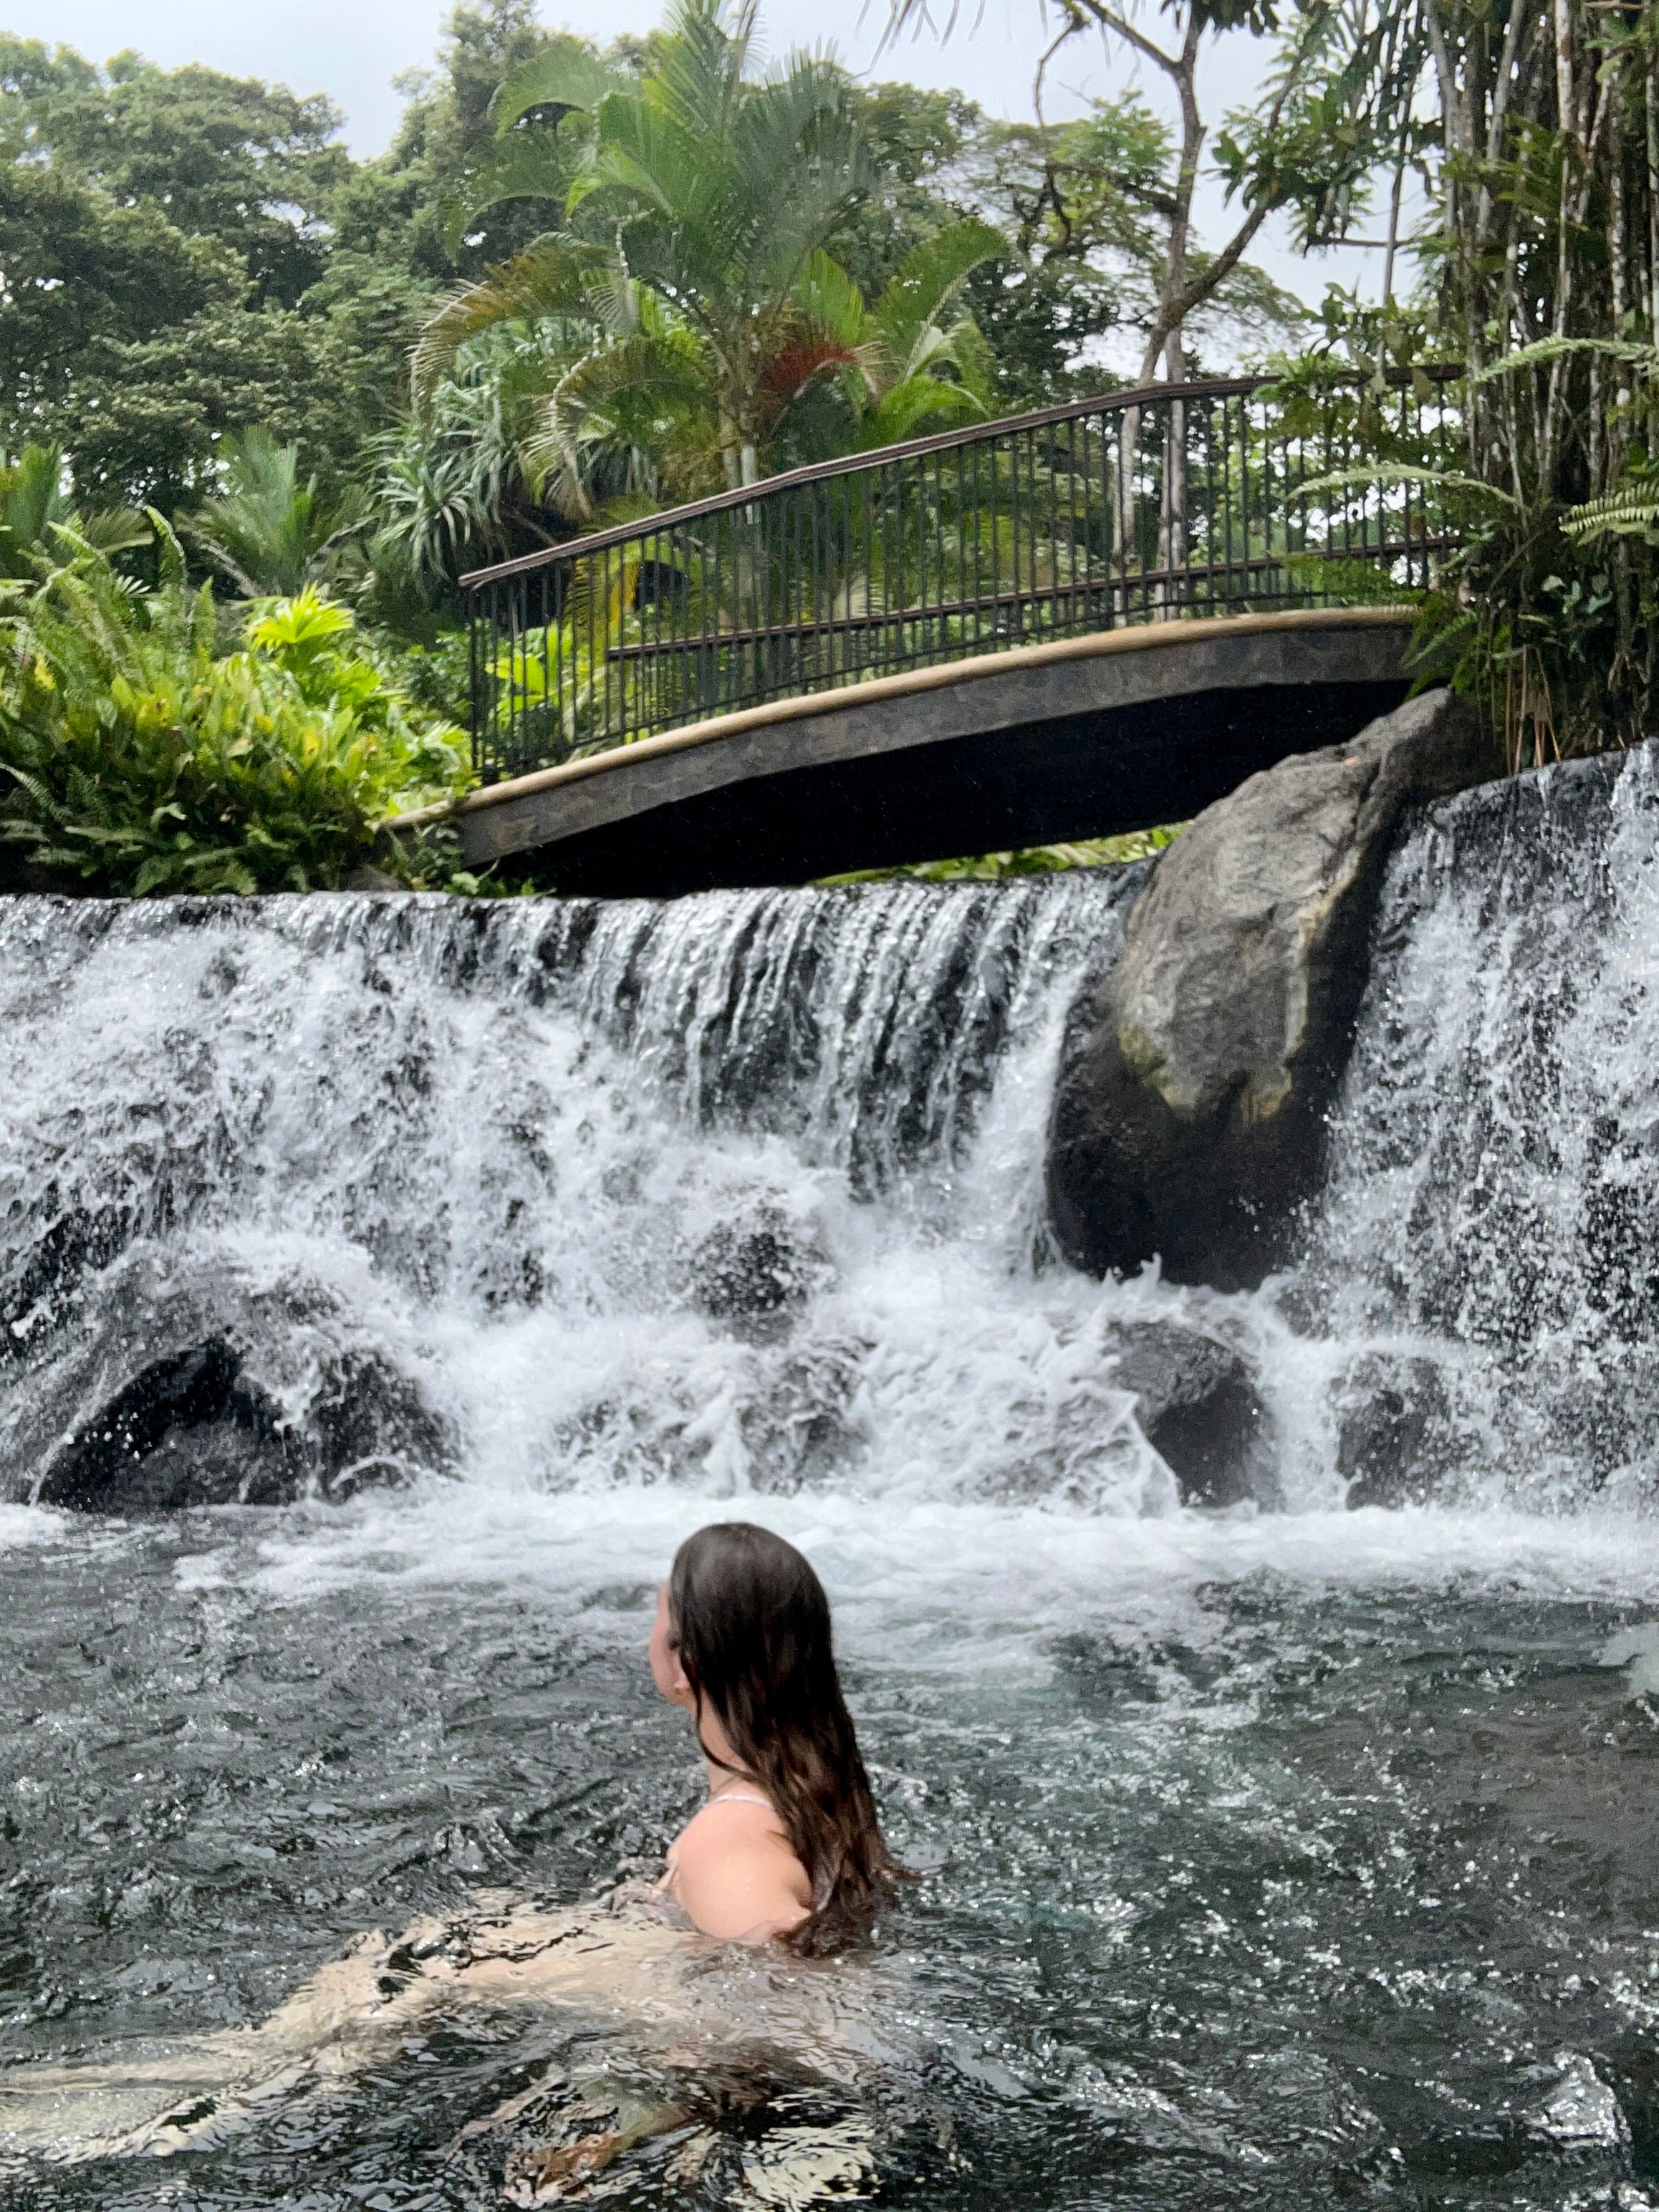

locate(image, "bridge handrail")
[[459, 366, 1461, 588], [463, 367, 1464, 784]]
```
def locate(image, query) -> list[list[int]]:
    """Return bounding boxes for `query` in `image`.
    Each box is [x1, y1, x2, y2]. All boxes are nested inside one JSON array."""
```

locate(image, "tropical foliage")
[[0, 499, 468, 897], [0, 0, 1653, 898], [0, 4, 1312, 603], [399, 0, 1016, 564], [183, 429, 367, 600], [886, 0, 1380, 383], [1231, 0, 1659, 761]]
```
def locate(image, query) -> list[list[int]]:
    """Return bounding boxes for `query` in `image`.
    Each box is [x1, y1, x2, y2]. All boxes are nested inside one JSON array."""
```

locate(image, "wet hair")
[[668, 1521, 903, 1952]]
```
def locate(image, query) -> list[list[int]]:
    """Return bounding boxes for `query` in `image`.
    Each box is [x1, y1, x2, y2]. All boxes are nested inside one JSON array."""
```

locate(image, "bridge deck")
[[448, 607, 1418, 897]]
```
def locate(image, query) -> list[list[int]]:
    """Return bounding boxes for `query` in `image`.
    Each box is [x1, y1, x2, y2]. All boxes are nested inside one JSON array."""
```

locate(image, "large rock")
[[11, 1255, 461, 1512], [1048, 690, 1502, 1289], [683, 1208, 826, 1329], [33, 1336, 454, 1513], [35, 1341, 304, 1512]]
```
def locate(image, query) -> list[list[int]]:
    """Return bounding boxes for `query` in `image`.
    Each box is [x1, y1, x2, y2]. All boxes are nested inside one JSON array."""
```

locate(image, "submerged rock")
[[1334, 1352, 1460, 1509], [24, 1279, 458, 1514], [1048, 689, 1502, 1289], [741, 1337, 871, 1493], [1110, 1322, 1278, 1509], [683, 1208, 828, 1332]]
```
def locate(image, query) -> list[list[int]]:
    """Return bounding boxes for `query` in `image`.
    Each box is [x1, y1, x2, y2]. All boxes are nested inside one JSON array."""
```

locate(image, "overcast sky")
[[1, 0, 1391, 312]]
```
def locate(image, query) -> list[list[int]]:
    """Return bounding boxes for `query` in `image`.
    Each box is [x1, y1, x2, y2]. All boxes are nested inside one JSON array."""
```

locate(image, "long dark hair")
[[668, 1521, 903, 1952]]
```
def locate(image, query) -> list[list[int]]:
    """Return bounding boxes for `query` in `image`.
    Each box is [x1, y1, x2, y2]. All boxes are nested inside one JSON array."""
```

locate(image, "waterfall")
[[4, 743, 1658, 1521], [1293, 743, 1659, 1509], [0, 875, 1175, 1516]]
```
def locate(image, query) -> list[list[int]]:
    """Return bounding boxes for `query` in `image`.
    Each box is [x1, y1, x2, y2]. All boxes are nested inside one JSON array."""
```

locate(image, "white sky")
[[1, 0, 1398, 315]]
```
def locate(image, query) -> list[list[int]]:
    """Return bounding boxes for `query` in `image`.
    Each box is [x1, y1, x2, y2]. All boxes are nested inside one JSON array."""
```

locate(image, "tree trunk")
[[1138, 16, 1204, 385]]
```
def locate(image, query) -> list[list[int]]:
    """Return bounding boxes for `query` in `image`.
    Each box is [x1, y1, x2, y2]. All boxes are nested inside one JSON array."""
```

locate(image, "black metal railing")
[[462, 370, 1461, 784]]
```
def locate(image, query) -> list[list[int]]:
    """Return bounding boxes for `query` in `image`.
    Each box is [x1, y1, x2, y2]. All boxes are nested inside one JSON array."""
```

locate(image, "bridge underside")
[[455, 609, 1418, 898]]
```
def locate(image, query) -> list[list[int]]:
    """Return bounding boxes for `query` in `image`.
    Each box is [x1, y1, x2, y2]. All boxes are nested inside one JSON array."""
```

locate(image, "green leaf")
[[1468, 336, 1659, 385], [1562, 481, 1659, 543], [488, 37, 630, 133], [441, 134, 583, 257], [869, 218, 1006, 384], [1294, 463, 1524, 511]]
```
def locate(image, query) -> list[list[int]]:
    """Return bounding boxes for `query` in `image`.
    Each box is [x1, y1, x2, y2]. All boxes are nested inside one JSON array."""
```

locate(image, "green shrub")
[[0, 525, 472, 895]]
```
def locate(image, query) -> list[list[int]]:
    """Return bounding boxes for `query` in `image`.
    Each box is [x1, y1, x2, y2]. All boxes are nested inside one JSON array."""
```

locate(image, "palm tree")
[[0, 446, 146, 579], [183, 430, 365, 599], [789, 221, 1004, 449], [415, 0, 871, 494]]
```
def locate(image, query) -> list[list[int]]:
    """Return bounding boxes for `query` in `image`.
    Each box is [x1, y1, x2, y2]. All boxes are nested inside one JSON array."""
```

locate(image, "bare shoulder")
[[672, 1800, 812, 1943]]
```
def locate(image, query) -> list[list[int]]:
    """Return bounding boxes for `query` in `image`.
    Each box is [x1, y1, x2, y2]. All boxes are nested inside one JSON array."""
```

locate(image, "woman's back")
[[650, 1521, 901, 1952]]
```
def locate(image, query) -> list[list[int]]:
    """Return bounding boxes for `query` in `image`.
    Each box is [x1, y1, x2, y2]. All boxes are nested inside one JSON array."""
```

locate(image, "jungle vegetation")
[[0, 0, 1650, 892]]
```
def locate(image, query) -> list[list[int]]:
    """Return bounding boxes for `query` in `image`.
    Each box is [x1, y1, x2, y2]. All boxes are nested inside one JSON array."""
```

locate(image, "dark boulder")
[[1334, 1352, 1459, 1509], [1111, 1321, 1278, 1509], [36, 1341, 304, 1511], [684, 1209, 827, 1334], [1049, 689, 1502, 1289], [301, 1347, 456, 1499], [34, 1337, 453, 1514]]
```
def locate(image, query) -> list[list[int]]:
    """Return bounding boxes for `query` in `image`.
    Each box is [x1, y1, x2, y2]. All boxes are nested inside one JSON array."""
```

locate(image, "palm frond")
[[77, 506, 151, 559], [1467, 336, 1659, 384], [1295, 463, 1523, 509], [487, 36, 629, 132], [412, 241, 613, 412], [441, 133, 585, 256], [859, 372, 986, 447], [870, 218, 1005, 382], [793, 251, 867, 351]]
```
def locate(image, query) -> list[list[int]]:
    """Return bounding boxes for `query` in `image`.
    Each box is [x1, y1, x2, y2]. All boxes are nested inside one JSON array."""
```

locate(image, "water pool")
[[3, 1499, 1657, 2208]]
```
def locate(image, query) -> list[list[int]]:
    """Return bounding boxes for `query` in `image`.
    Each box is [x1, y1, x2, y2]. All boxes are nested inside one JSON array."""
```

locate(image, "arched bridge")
[[441, 372, 1460, 895]]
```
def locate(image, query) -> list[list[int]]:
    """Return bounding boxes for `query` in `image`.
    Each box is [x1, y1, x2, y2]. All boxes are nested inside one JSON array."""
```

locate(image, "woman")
[[650, 1521, 902, 1948], [1, 1523, 904, 2188]]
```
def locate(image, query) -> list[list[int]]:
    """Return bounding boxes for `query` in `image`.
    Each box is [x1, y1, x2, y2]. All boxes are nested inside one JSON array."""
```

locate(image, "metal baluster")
[[1046, 422, 1060, 638], [1009, 427, 1024, 639]]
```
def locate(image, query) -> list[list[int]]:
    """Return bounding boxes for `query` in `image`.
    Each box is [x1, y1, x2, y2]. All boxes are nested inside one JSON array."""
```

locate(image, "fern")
[[1297, 462, 1523, 510], [1467, 336, 1659, 385], [1562, 481, 1659, 543]]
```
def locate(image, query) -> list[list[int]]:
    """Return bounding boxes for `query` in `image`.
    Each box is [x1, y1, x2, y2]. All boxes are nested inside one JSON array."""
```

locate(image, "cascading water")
[[3, 753, 1659, 2211], [1299, 743, 1659, 1506], [0, 870, 1195, 1516]]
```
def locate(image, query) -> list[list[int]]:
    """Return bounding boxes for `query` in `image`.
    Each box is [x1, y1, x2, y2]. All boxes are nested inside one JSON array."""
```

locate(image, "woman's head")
[[650, 1521, 900, 1950]]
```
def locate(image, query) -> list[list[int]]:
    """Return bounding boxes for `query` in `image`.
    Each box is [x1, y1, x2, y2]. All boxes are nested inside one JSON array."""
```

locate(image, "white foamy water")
[[1301, 740, 1659, 1507], [0, 877, 1178, 1525]]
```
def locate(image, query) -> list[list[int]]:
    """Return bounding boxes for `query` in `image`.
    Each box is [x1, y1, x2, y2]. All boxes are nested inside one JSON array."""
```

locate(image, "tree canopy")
[[0, 0, 1651, 895], [0, 4, 1308, 549]]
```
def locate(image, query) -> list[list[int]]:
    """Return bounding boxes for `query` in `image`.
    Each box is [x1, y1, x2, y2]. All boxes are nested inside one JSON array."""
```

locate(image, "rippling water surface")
[[4, 1501, 1658, 2208]]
